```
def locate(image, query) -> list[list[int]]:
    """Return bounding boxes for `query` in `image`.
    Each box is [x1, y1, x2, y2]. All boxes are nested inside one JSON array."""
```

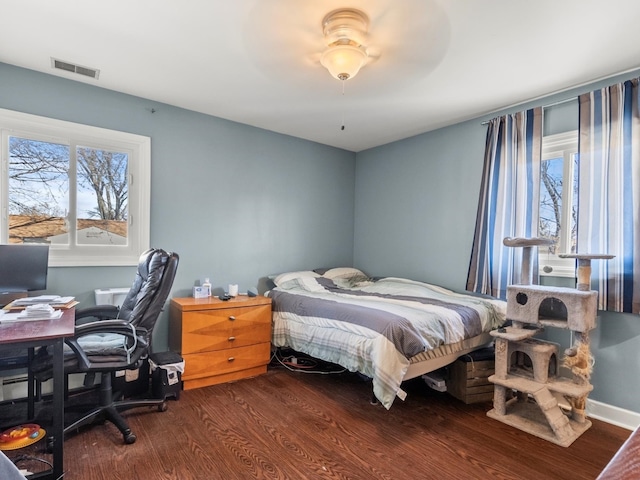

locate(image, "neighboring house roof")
[[49, 226, 127, 245], [9, 215, 127, 244]]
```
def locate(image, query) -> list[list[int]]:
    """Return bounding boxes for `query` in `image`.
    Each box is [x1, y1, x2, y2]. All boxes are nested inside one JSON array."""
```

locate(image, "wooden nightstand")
[[169, 295, 272, 390]]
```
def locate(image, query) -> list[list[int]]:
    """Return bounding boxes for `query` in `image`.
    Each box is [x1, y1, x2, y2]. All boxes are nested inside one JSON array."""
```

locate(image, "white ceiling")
[[2, 0, 640, 152]]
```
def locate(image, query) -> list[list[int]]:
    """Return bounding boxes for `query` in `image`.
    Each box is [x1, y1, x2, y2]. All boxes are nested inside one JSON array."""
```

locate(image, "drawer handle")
[[227, 357, 235, 362], [228, 315, 236, 321], [228, 336, 236, 342]]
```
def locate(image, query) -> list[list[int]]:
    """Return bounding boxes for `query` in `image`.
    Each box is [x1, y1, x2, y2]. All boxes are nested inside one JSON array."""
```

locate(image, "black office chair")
[[32, 248, 179, 444]]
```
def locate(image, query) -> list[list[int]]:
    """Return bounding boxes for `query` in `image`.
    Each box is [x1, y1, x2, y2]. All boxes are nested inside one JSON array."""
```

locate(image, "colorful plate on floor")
[[0, 424, 46, 450]]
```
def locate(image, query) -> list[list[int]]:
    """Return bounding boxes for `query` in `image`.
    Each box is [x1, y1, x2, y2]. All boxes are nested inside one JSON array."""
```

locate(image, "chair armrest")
[[74, 319, 135, 335], [66, 321, 150, 371], [75, 305, 120, 324]]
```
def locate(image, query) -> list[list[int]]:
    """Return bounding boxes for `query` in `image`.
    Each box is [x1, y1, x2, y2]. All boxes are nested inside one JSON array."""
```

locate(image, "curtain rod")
[[480, 96, 577, 125], [479, 66, 640, 126]]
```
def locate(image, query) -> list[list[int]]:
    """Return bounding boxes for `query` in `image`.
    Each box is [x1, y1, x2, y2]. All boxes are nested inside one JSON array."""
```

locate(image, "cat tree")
[[486, 237, 613, 447]]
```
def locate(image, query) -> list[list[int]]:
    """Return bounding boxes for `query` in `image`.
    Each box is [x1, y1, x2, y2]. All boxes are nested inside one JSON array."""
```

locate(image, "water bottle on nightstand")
[[202, 278, 212, 297]]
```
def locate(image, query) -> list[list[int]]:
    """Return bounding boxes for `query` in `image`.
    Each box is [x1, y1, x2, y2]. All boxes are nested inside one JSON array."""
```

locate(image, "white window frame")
[[538, 130, 578, 278], [0, 108, 150, 266]]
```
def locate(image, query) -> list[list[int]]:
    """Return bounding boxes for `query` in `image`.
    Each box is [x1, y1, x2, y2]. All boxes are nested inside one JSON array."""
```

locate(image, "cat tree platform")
[[487, 391, 592, 447], [488, 326, 594, 447]]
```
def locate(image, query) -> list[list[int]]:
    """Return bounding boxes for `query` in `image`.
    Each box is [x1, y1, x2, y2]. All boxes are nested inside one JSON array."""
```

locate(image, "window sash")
[[538, 130, 578, 278], [0, 108, 150, 266]]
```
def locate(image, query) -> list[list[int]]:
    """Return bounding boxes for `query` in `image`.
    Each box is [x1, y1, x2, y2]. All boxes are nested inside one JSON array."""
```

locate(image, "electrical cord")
[[281, 355, 317, 369], [11, 453, 52, 469], [10, 453, 66, 478], [271, 348, 346, 375]]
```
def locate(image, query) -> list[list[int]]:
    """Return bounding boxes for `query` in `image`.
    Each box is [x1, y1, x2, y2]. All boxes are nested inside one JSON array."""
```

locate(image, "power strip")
[[422, 371, 447, 392]]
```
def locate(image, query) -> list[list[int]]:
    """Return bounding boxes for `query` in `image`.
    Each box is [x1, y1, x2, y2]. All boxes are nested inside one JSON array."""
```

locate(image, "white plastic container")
[[202, 278, 212, 297]]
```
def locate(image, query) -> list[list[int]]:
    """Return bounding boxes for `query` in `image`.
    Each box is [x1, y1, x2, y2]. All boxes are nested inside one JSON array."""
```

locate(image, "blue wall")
[[2, 60, 639, 417], [354, 119, 485, 290], [0, 63, 356, 351], [354, 69, 640, 416]]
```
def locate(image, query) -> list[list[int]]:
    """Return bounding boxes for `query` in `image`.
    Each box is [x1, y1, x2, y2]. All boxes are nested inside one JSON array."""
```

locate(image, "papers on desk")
[[0, 296, 76, 322], [23, 303, 56, 317], [10, 295, 75, 307], [4, 295, 78, 310], [11, 295, 60, 305], [0, 307, 63, 323]]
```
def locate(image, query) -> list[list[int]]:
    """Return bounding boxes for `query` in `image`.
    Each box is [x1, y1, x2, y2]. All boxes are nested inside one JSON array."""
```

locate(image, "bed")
[[267, 268, 507, 409]]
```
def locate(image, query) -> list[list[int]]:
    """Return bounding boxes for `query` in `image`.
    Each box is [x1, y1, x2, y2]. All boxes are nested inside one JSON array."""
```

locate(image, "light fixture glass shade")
[[322, 9, 369, 46], [320, 44, 368, 81]]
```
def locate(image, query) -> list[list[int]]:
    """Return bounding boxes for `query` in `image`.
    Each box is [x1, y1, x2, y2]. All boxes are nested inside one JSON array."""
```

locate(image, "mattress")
[[267, 269, 506, 408]]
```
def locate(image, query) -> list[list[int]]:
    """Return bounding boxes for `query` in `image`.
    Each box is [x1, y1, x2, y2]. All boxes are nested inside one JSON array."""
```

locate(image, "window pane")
[[8, 136, 69, 244], [569, 153, 578, 254], [76, 146, 128, 245], [539, 156, 563, 254]]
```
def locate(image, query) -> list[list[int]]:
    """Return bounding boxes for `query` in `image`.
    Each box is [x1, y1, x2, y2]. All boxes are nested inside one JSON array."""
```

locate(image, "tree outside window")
[[8, 137, 129, 246]]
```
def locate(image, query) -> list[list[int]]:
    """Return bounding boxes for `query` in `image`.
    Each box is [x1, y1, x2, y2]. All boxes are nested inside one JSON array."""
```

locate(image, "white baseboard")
[[587, 399, 640, 431]]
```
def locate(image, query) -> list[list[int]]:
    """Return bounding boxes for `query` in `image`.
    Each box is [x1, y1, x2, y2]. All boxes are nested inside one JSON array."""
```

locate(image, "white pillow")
[[321, 267, 369, 286], [273, 270, 323, 291]]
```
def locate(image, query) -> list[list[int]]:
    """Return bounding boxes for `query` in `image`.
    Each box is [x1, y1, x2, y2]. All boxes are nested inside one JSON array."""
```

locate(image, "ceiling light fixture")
[[320, 8, 370, 81]]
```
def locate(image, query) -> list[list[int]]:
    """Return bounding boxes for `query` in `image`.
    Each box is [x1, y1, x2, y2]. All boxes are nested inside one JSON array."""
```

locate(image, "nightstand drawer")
[[180, 304, 271, 354], [182, 342, 271, 382]]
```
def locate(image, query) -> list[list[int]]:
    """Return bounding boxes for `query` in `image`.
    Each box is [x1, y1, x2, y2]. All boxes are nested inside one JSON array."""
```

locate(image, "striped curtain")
[[578, 78, 640, 313], [467, 108, 543, 299]]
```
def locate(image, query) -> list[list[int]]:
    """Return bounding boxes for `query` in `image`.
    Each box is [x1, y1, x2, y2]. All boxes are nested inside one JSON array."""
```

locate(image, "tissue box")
[[193, 286, 210, 298]]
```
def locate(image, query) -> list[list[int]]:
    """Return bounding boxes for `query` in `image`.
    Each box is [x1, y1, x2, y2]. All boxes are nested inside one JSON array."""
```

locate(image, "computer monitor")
[[0, 244, 50, 293], [0, 244, 50, 367]]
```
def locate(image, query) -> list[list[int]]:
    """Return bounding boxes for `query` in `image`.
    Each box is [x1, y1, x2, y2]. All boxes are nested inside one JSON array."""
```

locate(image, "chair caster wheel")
[[158, 402, 168, 412], [123, 432, 137, 444]]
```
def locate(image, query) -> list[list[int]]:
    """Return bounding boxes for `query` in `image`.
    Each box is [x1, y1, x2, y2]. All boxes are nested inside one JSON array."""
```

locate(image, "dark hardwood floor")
[[2, 365, 630, 479]]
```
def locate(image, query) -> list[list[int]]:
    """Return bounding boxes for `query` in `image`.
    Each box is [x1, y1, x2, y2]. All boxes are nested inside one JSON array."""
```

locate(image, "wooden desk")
[[597, 425, 640, 479], [0, 309, 75, 480]]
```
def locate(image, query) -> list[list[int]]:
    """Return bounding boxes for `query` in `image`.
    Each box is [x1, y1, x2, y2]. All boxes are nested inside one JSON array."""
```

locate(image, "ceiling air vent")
[[51, 58, 100, 79]]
